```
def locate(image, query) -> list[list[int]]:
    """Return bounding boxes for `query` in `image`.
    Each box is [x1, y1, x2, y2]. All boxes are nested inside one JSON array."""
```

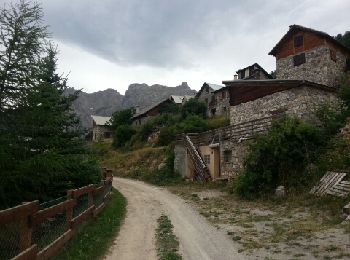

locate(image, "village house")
[[195, 82, 227, 118], [132, 95, 194, 126], [234, 63, 272, 80], [174, 25, 350, 181], [91, 115, 112, 142]]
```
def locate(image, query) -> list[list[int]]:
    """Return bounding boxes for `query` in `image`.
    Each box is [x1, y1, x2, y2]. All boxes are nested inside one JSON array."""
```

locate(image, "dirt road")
[[105, 178, 243, 260]]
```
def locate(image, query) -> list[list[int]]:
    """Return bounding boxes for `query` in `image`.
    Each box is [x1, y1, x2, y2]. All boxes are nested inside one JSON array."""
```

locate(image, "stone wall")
[[92, 125, 112, 142], [174, 144, 187, 177], [276, 46, 347, 88], [230, 86, 340, 125], [220, 140, 248, 178]]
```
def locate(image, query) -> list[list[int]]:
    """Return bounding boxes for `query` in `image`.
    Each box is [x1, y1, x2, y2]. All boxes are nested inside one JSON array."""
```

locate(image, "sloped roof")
[[170, 95, 194, 104], [236, 63, 272, 79], [207, 83, 224, 91], [195, 82, 224, 98], [91, 115, 111, 126], [269, 25, 350, 56]]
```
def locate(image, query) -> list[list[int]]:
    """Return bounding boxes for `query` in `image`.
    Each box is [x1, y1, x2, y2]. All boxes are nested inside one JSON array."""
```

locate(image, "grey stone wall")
[[230, 86, 340, 125], [174, 145, 187, 177], [276, 46, 347, 88], [209, 90, 230, 118], [220, 140, 248, 178], [92, 125, 112, 142]]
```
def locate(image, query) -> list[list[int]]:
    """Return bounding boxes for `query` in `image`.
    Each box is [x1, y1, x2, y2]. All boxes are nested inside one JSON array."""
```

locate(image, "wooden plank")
[[93, 203, 106, 217], [93, 186, 104, 195], [72, 184, 95, 198], [37, 229, 73, 260], [12, 245, 38, 260], [70, 206, 95, 228], [0, 201, 38, 224], [33, 199, 75, 225]]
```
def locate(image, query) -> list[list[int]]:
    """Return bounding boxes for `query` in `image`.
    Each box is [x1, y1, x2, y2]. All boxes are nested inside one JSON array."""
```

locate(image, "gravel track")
[[105, 178, 243, 260]]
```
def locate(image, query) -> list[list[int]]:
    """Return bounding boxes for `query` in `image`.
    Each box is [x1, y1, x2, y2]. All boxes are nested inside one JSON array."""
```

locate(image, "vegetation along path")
[[105, 177, 243, 260]]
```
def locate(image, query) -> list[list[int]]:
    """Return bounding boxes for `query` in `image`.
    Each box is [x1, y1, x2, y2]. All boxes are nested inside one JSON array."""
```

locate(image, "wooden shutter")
[[294, 35, 303, 47], [293, 53, 306, 66]]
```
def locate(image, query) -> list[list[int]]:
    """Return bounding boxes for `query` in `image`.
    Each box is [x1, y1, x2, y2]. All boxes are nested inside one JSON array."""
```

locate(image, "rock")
[[158, 162, 166, 170], [275, 186, 286, 197]]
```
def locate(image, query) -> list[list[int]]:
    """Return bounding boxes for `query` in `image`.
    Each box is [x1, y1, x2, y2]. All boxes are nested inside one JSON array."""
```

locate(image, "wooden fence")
[[0, 168, 114, 260]]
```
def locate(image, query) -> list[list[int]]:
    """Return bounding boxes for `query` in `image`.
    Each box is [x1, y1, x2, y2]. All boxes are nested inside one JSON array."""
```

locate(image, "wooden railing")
[[0, 168, 113, 260], [184, 135, 211, 181]]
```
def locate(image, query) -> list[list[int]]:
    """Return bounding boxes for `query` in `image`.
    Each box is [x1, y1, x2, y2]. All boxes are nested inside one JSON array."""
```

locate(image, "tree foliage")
[[181, 98, 207, 119], [0, 1, 99, 208]]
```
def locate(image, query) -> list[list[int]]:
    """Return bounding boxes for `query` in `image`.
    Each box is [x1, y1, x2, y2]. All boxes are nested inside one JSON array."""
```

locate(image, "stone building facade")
[[91, 115, 112, 142], [235, 63, 272, 80], [195, 82, 226, 117], [276, 46, 347, 88], [269, 25, 350, 88], [229, 85, 340, 125]]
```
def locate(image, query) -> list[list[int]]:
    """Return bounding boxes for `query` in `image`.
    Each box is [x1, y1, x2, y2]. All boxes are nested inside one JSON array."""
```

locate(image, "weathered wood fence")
[[0, 168, 114, 260]]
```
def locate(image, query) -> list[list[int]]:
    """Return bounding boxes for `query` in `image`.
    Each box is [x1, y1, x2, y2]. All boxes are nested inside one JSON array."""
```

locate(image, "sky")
[[1, 0, 350, 94]]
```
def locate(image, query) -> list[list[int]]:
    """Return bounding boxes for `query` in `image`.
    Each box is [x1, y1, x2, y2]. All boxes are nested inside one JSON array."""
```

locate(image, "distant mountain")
[[122, 82, 196, 109], [70, 82, 196, 128]]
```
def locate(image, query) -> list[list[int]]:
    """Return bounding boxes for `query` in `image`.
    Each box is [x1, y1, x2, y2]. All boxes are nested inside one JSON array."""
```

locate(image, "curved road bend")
[[105, 177, 244, 260]]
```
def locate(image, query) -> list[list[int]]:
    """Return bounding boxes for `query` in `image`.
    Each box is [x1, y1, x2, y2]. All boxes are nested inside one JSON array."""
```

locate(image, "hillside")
[[71, 82, 196, 128]]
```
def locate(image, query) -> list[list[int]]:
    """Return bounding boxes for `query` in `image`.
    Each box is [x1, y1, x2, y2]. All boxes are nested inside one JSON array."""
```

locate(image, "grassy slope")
[[92, 143, 167, 178], [53, 188, 126, 260]]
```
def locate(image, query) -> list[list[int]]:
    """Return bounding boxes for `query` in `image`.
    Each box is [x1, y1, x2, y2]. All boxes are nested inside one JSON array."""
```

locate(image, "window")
[[222, 91, 226, 99], [293, 53, 306, 66], [294, 35, 303, 47], [223, 150, 232, 163], [203, 155, 210, 165], [205, 98, 208, 104], [330, 49, 337, 62]]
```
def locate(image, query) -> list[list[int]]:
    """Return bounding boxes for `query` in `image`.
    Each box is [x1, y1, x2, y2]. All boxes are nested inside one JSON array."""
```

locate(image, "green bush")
[[176, 114, 209, 133], [181, 98, 207, 119], [157, 127, 176, 146], [113, 125, 136, 148], [235, 117, 326, 199]]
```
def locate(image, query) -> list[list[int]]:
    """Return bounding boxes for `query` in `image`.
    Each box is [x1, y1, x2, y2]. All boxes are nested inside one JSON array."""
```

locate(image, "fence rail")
[[0, 168, 114, 260]]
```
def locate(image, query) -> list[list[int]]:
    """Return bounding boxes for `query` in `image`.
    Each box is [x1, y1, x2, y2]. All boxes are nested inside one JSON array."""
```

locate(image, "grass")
[[53, 188, 126, 260], [156, 215, 182, 260]]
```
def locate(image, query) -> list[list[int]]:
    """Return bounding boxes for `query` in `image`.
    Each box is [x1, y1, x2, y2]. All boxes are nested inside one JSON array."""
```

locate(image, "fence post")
[[18, 201, 38, 251], [66, 190, 74, 229]]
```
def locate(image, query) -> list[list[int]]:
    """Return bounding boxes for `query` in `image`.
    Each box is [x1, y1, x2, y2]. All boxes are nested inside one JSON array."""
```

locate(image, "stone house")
[[132, 95, 194, 126], [269, 25, 350, 87], [195, 82, 226, 117], [91, 115, 112, 142], [235, 63, 272, 80], [174, 25, 350, 181]]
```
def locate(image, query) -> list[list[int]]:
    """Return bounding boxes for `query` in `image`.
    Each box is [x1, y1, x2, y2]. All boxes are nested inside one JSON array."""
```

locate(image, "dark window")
[[330, 49, 337, 62], [211, 108, 216, 116], [205, 98, 208, 104], [223, 150, 232, 163], [222, 91, 226, 99], [104, 132, 111, 138], [294, 35, 303, 47], [293, 53, 306, 66]]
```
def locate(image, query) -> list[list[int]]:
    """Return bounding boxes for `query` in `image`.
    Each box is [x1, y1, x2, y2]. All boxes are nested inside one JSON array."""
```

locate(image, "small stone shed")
[[91, 115, 112, 142]]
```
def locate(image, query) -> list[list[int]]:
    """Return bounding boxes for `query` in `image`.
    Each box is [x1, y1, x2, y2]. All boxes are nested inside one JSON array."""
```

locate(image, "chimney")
[[234, 74, 238, 80]]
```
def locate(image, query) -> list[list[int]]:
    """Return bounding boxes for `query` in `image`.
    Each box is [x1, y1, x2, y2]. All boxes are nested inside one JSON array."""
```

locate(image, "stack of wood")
[[310, 171, 350, 197]]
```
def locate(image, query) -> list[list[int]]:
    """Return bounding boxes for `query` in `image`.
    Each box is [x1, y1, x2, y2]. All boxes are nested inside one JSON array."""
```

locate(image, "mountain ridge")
[[71, 82, 196, 128]]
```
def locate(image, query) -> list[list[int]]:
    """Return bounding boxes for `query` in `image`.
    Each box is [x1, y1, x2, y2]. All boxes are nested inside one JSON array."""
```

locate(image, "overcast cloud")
[[1, 0, 349, 93]]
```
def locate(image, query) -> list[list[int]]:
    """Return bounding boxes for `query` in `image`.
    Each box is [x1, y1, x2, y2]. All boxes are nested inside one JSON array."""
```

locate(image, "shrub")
[[113, 125, 136, 148], [181, 98, 207, 119], [235, 117, 326, 199], [157, 127, 176, 146], [176, 114, 209, 133]]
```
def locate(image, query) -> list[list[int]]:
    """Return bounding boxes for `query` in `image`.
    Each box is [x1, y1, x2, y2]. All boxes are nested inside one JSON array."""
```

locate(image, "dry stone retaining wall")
[[230, 86, 340, 125]]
